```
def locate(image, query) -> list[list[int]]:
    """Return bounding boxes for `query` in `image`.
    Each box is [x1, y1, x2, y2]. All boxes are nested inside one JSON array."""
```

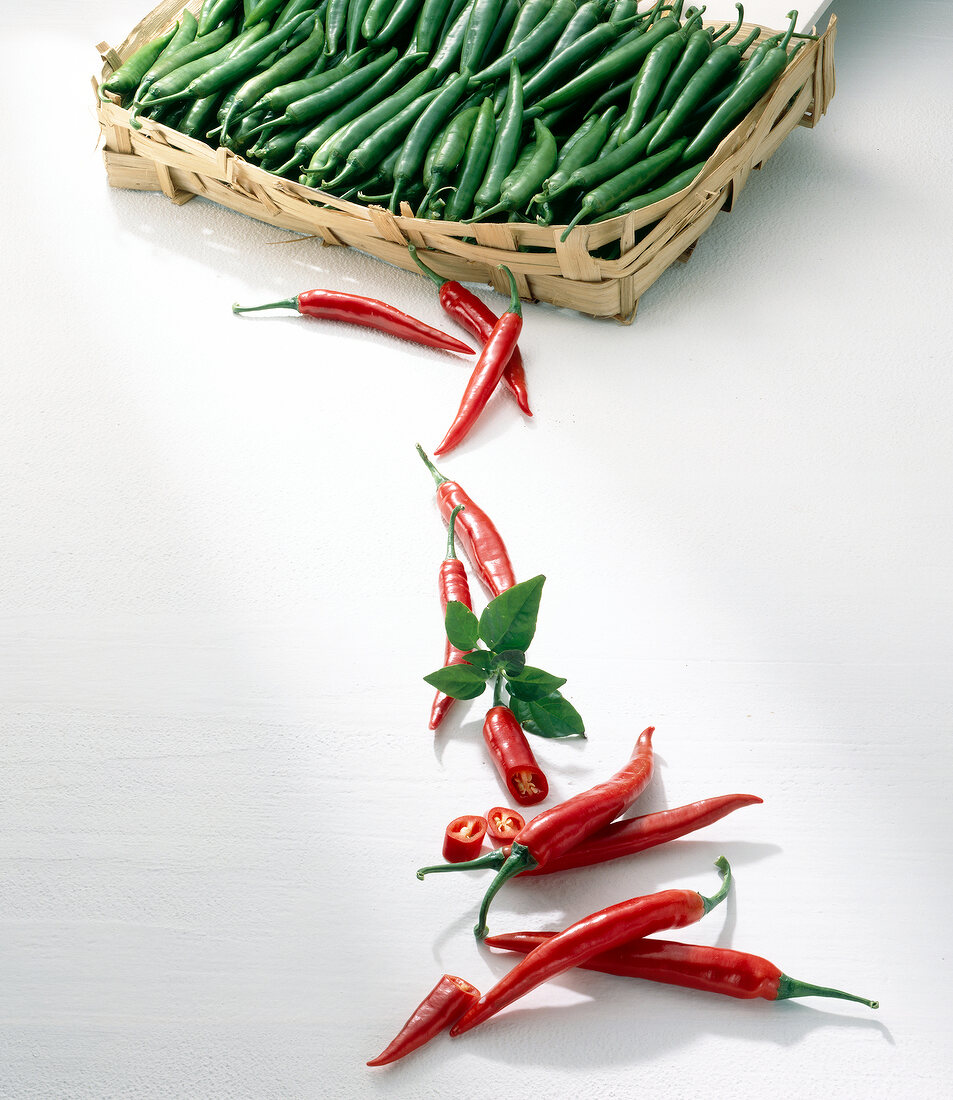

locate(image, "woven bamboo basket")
[[95, 1, 836, 322]]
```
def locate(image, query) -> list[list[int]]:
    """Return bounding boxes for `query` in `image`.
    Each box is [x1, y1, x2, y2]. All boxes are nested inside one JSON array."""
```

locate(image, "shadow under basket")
[[96, 2, 836, 323]]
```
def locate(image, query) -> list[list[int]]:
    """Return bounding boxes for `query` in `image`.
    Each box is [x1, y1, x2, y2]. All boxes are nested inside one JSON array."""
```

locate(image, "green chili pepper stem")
[[699, 855, 732, 914], [416, 848, 507, 878], [415, 443, 449, 488], [447, 504, 465, 559], [492, 673, 505, 708], [474, 842, 539, 939], [408, 244, 446, 288], [232, 297, 299, 314], [775, 975, 879, 1009], [720, 2, 744, 46], [501, 265, 521, 319]]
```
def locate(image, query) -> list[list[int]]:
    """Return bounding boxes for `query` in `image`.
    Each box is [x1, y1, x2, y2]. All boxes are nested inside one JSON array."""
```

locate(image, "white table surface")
[[2, 2, 951, 1097]]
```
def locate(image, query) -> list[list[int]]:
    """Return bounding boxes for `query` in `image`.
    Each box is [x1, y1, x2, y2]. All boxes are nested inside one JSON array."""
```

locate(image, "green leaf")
[[423, 664, 489, 700], [511, 690, 585, 738], [460, 649, 493, 675], [479, 575, 545, 653], [505, 665, 567, 702], [494, 649, 526, 677], [445, 600, 479, 652]]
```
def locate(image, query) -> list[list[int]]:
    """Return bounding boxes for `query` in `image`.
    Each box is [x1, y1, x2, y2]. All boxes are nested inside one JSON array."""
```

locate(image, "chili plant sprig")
[[422, 574, 586, 740]]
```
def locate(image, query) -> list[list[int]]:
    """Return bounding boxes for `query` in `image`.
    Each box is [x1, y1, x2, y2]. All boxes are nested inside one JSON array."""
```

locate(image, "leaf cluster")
[[423, 575, 585, 739]]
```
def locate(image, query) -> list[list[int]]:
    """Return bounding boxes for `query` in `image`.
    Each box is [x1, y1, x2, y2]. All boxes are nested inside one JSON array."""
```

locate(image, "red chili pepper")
[[485, 806, 525, 845], [472, 726, 655, 938], [416, 792, 761, 879], [416, 445, 516, 597], [408, 244, 532, 417], [450, 857, 731, 1036], [483, 933, 879, 1009], [433, 266, 523, 456], [429, 504, 473, 731], [442, 815, 488, 863], [232, 290, 475, 355], [367, 973, 481, 1066], [483, 703, 549, 807]]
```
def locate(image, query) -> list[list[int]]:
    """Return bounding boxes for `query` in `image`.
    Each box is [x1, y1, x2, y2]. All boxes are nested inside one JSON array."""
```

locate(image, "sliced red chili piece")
[[482, 705, 549, 807], [442, 815, 488, 864], [485, 806, 526, 845]]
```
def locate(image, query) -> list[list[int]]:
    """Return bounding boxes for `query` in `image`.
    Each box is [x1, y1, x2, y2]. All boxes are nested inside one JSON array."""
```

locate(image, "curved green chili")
[[547, 110, 668, 200], [197, 0, 241, 36], [560, 136, 690, 238], [471, 0, 578, 87], [244, 0, 285, 26], [614, 23, 689, 145], [389, 69, 471, 210], [535, 105, 619, 203], [593, 158, 705, 220], [100, 23, 181, 104], [429, 0, 476, 82], [416, 103, 481, 215], [443, 96, 496, 221], [461, 0, 504, 73], [468, 118, 557, 221], [647, 16, 761, 153], [472, 60, 523, 218], [530, 10, 682, 114]]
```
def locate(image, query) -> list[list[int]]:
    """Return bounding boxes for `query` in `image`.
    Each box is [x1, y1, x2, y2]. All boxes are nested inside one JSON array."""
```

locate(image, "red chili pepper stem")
[[446, 502, 464, 559], [698, 854, 732, 914], [774, 975, 879, 1007], [473, 841, 540, 940], [232, 298, 299, 313], [417, 849, 506, 879], [408, 243, 447, 290], [416, 442, 451, 488]]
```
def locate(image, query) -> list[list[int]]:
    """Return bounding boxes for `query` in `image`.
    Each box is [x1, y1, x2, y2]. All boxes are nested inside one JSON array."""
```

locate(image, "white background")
[[2, 2, 951, 1098]]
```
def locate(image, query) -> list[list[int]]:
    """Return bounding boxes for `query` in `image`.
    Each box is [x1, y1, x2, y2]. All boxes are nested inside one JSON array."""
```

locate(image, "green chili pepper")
[[461, 0, 505, 73], [560, 136, 690, 238], [592, 159, 704, 220], [307, 65, 438, 183], [531, 10, 682, 115], [472, 60, 523, 218], [430, 0, 476, 81], [535, 105, 618, 202], [376, 0, 427, 45], [501, 0, 552, 53], [653, 23, 713, 116], [468, 118, 557, 221], [547, 109, 668, 200], [219, 16, 325, 142], [417, 103, 481, 215], [323, 0, 350, 53], [126, 16, 201, 126], [614, 24, 689, 145], [521, 18, 633, 106], [647, 10, 760, 153], [241, 47, 371, 130], [470, 0, 578, 87], [177, 90, 225, 138], [275, 0, 319, 28], [244, 0, 286, 26], [444, 96, 496, 221], [389, 69, 471, 210], [250, 46, 399, 133], [346, 0, 374, 52], [681, 13, 798, 161], [140, 21, 273, 105], [410, 0, 456, 55], [278, 53, 424, 176], [131, 19, 235, 110], [197, 0, 241, 36], [362, 0, 399, 40], [100, 23, 181, 104], [326, 83, 444, 190]]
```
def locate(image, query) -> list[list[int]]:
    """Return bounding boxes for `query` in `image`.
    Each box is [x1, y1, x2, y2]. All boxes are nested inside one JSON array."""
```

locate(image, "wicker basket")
[[95, 1, 836, 322]]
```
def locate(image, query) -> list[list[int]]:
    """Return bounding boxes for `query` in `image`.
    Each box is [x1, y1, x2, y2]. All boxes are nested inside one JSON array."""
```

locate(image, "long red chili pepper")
[[232, 290, 475, 355], [416, 444, 516, 597], [408, 244, 533, 417], [483, 694, 549, 807], [367, 973, 481, 1066], [482, 933, 879, 1009], [450, 857, 731, 1036], [429, 503, 473, 731], [433, 265, 523, 456], [471, 726, 655, 938], [416, 792, 761, 879]]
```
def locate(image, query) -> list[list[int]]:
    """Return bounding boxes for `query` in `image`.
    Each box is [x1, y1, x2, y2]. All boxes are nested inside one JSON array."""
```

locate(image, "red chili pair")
[[442, 806, 527, 863]]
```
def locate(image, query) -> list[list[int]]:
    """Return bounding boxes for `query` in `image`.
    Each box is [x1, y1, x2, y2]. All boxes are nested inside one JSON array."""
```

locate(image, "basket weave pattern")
[[96, 1, 836, 321]]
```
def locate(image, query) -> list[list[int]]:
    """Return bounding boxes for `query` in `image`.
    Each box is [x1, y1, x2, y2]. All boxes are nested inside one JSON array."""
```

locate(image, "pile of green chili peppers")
[[101, 0, 814, 232]]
